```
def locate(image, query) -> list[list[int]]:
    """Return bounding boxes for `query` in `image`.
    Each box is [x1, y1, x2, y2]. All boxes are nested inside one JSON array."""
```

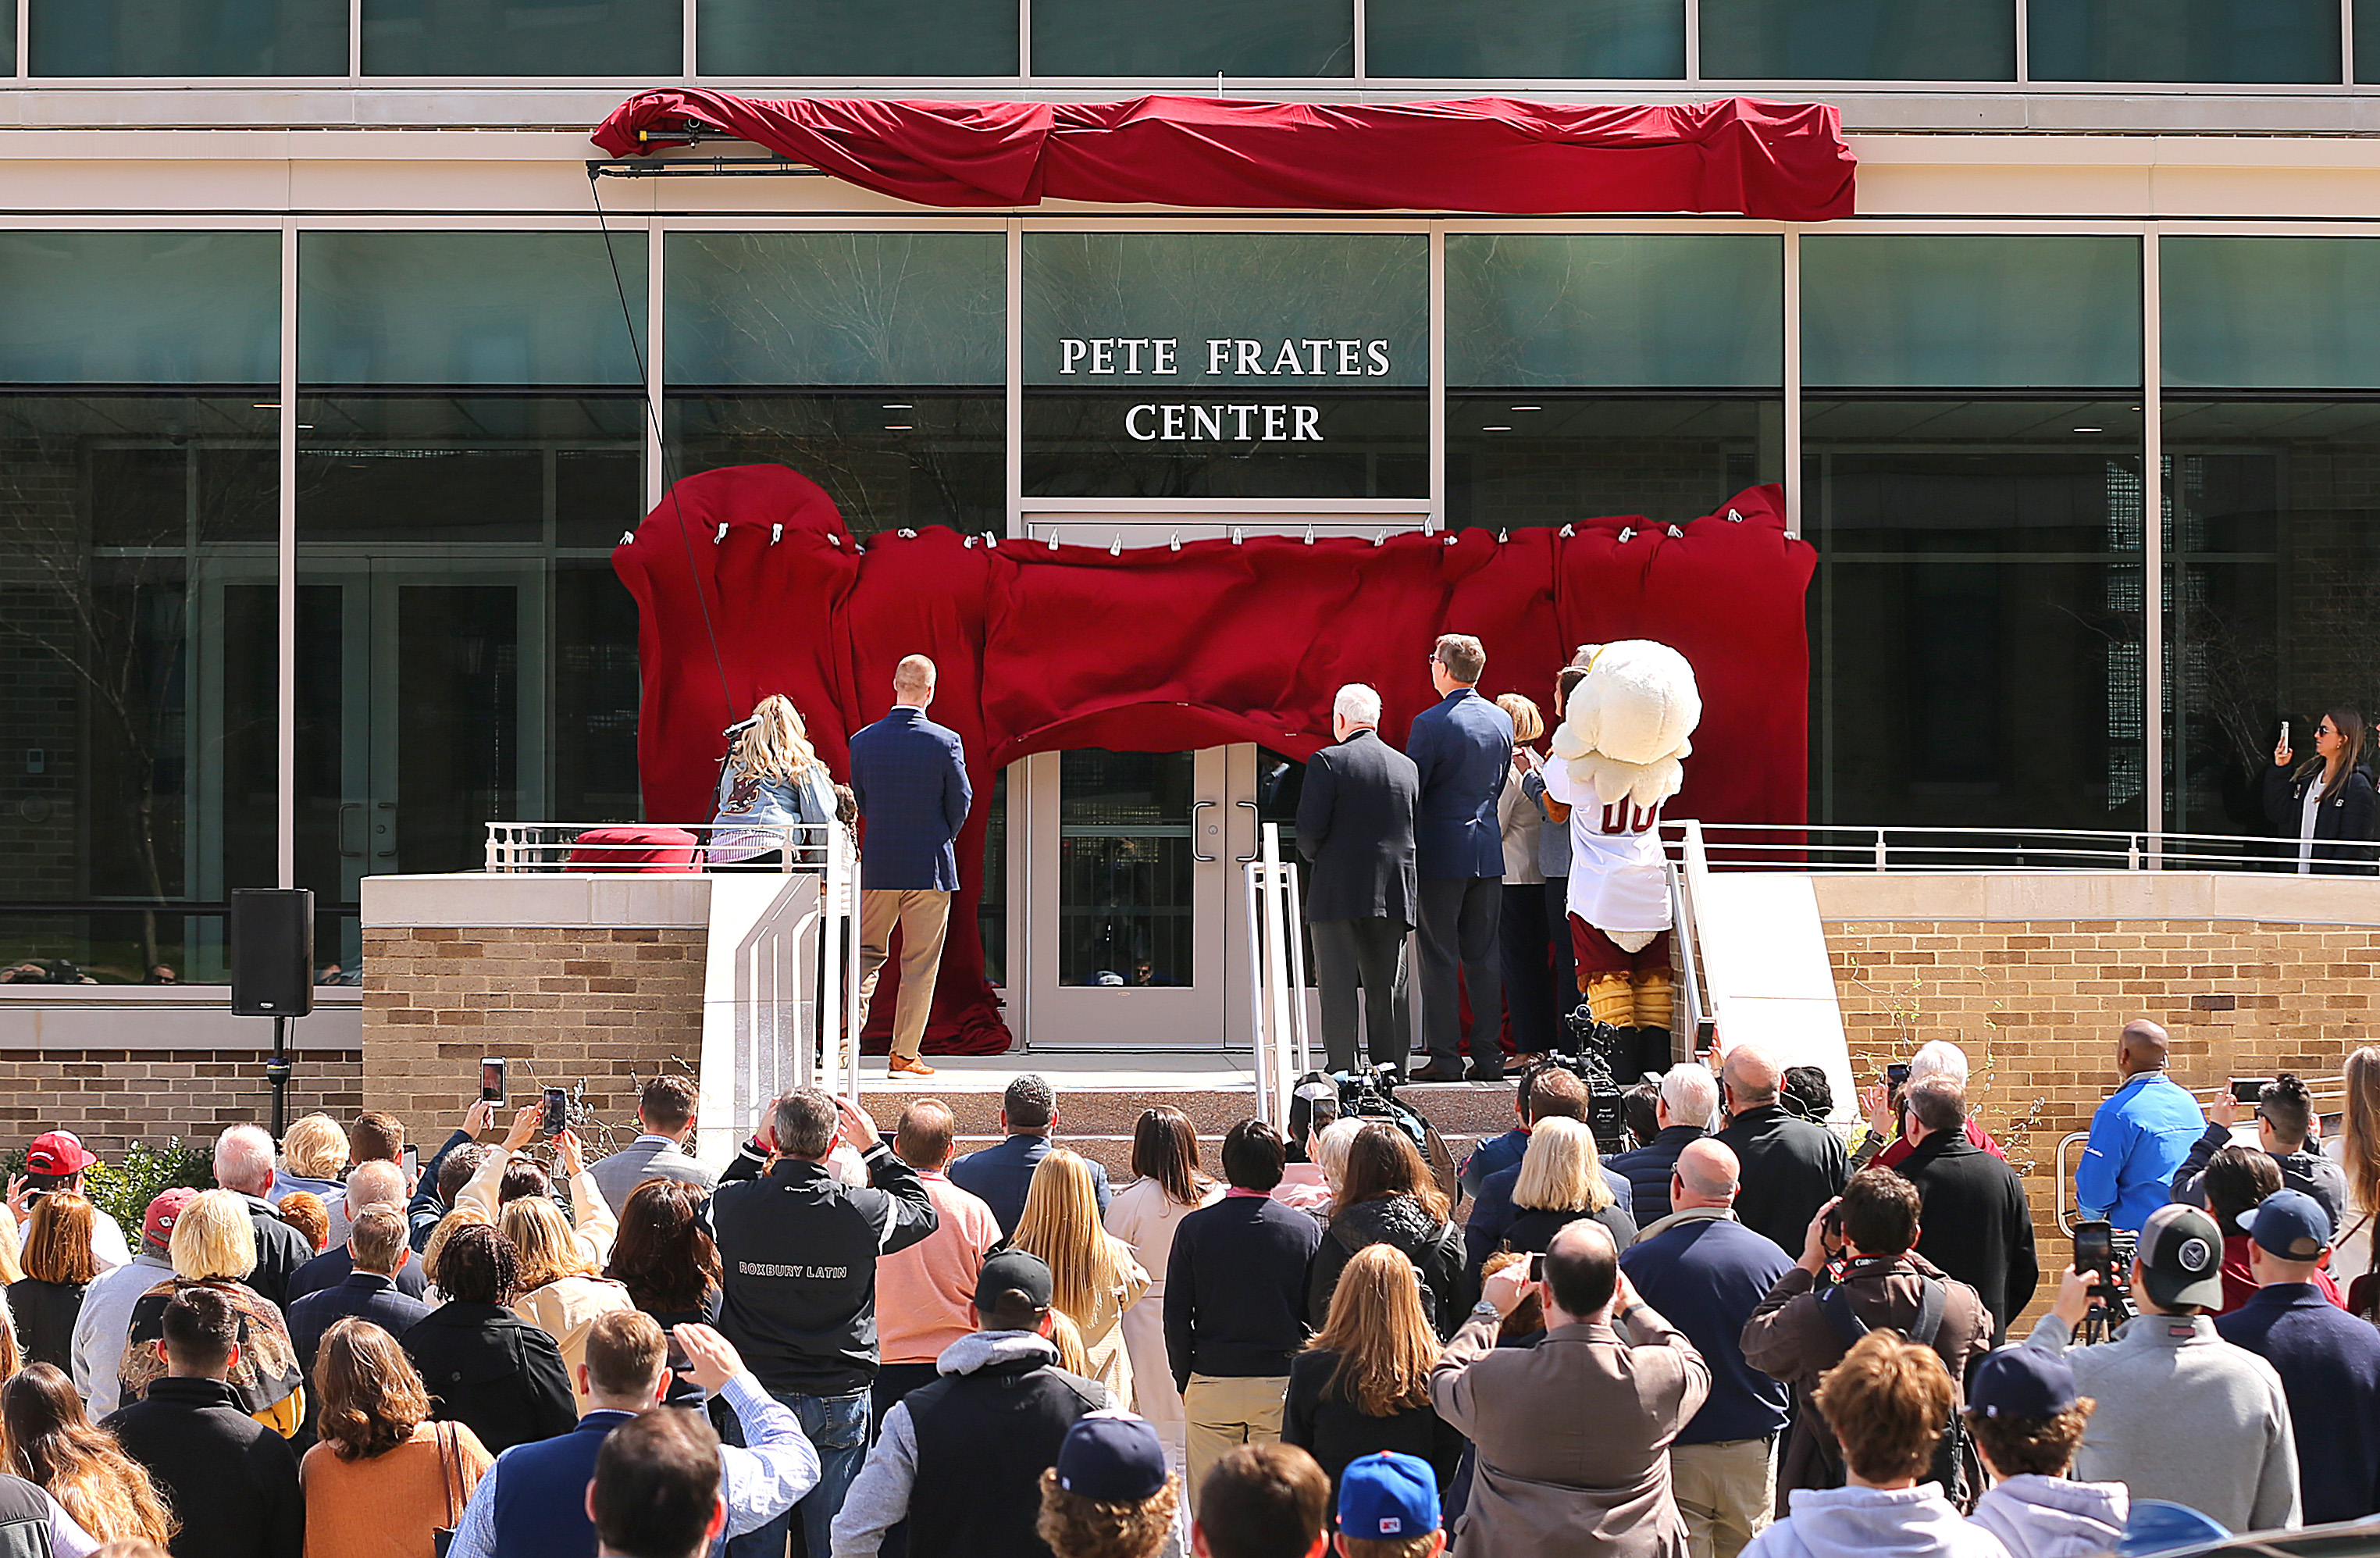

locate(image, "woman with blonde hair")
[[1, 1363, 175, 1547], [1284, 1243, 1465, 1496], [116, 1189, 304, 1435], [301, 1318, 494, 1558], [275, 1113, 349, 1203], [2333, 1046, 2380, 1293], [500, 1195, 635, 1404], [1104, 1107, 1220, 1452], [1014, 1150, 1149, 1406], [710, 692, 839, 869], [9, 1191, 97, 1370], [1495, 690, 1565, 1054], [1307, 1124, 1464, 1335], [1503, 1117, 1637, 1259]]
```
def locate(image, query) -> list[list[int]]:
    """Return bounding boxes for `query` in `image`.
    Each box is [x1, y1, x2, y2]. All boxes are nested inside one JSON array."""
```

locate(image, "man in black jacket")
[[210, 1125, 313, 1310], [1894, 1076, 2038, 1345], [830, 1250, 1116, 1557], [712, 1088, 937, 1558], [1712, 1043, 1847, 1255], [1298, 681, 1422, 1075], [1166, 1120, 1325, 1502], [105, 1285, 303, 1558]]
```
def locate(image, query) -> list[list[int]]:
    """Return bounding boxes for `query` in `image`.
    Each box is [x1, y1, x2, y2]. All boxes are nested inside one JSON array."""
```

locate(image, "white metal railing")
[[1662, 822, 2374, 876], [1244, 823, 1313, 1126], [2042, 1076, 2343, 1232], [479, 821, 864, 1103]]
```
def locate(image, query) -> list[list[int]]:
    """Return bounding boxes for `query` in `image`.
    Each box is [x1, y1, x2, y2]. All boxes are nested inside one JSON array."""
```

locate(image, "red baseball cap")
[[25, 1132, 97, 1177], [143, 1187, 198, 1248]]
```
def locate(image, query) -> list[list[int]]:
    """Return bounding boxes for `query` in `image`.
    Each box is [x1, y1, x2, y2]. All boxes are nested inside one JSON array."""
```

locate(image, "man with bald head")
[[1623, 1142, 1796, 1558], [2075, 1016, 2207, 1232], [1712, 1045, 1847, 1256]]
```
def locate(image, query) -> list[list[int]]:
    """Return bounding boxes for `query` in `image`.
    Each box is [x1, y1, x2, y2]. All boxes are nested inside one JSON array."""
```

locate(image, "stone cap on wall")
[[362, 872, 719, 929], [1810, 870, 2380, 926]]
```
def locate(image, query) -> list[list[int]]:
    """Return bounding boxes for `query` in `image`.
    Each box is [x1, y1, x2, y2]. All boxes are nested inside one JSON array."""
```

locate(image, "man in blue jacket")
[[1621, 1139, 1794, 1558], [2075, 1019, 2207, 1232], [848, 653, 973, 1078], [2217, 1190, 2380, 1524], [1406, 633, 1514, 1082]]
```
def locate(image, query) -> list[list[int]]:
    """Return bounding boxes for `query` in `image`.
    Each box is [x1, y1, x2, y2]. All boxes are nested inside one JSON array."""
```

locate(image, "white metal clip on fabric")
[[1559, 523, 1575, 537], [1726, 508, 1745, 522], [616, 531, 635, 547], [1231, 526, 1244, 544], [1302, 523, 1314, 544], [1110, 533, 1122, 556], [713, 522, 729, 544], [1498, 529, 1508, 543], [1618, 526, 1637, 543], [1169, 531, 1181, 551], [1667, 525, 1685, 537], [898, 527, 917, 538], [770, 522, 783, 544]]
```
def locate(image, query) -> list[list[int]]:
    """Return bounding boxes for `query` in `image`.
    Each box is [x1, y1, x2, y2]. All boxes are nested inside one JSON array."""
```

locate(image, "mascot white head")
[[1548, 640, 1702, 811]]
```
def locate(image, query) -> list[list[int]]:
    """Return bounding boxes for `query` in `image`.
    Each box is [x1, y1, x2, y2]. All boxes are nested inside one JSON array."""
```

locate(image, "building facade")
[[5, 0, 2380, 1052]]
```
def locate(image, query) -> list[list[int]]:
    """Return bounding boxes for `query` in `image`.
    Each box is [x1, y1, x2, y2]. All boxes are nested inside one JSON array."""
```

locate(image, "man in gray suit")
[[588, 1074, 717, 1212], [1296, 683, 1420, 1075]]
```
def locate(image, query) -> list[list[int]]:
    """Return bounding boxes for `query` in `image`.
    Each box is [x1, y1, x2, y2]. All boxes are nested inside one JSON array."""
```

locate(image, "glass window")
[[1448, 398, 1781, 530], [2030, 0, 2339, 82], [1058, 750, 1195, 988], [666, 233, 1006, 537], [2361, 0, 2380, 80], [1366, 0, 1681, 77], [300, 232, 647, 387], [1803, 236, 2141, 389], [1, 2, 12, 73], [698, 0, 1017, 75], [980, 768, 1009, 986], [1448, 234, 1780, 389], [2164, 237, 2380, 391], [1701, 0, 2012, 80], [30, 0, 345, 74], [363, 0, 680, 74], [1023, 232, 1426, 498], [0, 233, 278, 385], [1029, 0, 1351, 77]]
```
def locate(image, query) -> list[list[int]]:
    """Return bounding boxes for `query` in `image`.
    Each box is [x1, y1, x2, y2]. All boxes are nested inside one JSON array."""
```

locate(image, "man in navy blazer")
[[847, 654, 973, 1077], [1406, 633, 1514, 1082]]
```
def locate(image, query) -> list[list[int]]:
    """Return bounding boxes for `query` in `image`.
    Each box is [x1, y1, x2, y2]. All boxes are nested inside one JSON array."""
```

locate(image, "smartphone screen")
[[480, 1057, 505, 1103], [2073, 1220, 2113, 1275], [1527, 1251, 1545, 1283], [2232, 1077, 2271, 1104], [542, 1086, 568, 1138], [400, 1145, 419, 1180], [1886, 1062, 1911, 1089]]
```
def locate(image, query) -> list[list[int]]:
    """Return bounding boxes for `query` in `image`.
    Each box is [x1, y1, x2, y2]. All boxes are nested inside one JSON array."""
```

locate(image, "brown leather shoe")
[[889, 1053, 937, 1077]]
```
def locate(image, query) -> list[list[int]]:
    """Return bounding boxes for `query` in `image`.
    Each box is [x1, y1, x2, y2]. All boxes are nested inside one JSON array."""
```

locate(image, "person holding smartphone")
[[2264, 708, 2377, 875]]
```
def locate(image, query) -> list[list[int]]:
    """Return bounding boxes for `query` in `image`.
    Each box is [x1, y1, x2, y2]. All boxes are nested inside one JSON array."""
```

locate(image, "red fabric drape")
[[615, 468, 1815, 1054], [591, 92, 1854, 222]]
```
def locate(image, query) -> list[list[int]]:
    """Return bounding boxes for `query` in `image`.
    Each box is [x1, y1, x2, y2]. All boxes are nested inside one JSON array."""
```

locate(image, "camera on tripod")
[[2072, 1219, 2136, 1343], [1552, 1007, 1637, 1156]]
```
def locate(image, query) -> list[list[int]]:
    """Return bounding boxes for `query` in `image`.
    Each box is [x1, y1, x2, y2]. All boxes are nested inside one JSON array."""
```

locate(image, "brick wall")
[[361, 924, 707, 1145], [0, 1047, 362, 1158], [1824, 912, 2380, 1325]]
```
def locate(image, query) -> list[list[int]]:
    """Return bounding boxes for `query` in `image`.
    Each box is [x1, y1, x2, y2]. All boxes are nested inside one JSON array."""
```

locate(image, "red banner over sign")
[[615, 466, 1815, 1055], [592, 91, 1855, 222]]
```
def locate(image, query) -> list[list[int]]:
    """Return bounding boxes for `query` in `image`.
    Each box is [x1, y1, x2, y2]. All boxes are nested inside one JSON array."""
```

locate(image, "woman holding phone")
[[2264, 708, 2377, 875]]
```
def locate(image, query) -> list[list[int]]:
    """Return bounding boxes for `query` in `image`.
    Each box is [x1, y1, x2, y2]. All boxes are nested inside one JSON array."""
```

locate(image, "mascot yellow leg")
[[1630, 969, 1676, 1074], [1586, 973, 1634, 1029]]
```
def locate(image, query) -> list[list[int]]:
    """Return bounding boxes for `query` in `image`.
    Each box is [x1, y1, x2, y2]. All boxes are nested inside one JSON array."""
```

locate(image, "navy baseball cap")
[[1055, 1413, 1167, 1503], [2239, 1189, 2332, 1260], [2136, 1203, 2226, 1312], [1338, 1452, 1439, 1539], [1967, 1346, 2079, 1420]]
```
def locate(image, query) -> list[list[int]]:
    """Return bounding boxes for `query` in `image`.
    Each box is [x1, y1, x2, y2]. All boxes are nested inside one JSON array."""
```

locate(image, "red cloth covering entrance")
[[591, 92, 1854, 222], [615, 467, 1815, 1055]]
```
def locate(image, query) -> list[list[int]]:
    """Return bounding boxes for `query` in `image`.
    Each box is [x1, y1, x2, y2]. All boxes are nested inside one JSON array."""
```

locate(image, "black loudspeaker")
[[231, 889, 315, 1018]]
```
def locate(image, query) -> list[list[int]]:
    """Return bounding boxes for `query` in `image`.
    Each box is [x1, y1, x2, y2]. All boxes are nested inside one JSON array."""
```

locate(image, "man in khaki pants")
[[847, 654, 973, 1078]]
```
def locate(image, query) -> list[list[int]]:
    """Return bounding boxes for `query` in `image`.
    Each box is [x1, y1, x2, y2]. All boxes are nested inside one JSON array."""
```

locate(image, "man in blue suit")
[[847, 654, 973, 1078], [1406, 633, 1514, 1082]]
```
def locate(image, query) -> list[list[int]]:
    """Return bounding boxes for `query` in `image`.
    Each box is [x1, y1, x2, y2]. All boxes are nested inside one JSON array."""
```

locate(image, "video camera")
[[1550, 1007, 1637, 1155]]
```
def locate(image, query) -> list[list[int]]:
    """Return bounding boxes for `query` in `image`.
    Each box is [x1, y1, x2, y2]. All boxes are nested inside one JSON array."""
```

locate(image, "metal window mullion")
[[1428, 223, 1445, 531], [684, 0, 698, 76], [2142, 230, 2164, 850], [1783, 228, 1802, 537], [15, 0, 27, 77], [647, 221, 666, 511], [1018, 0, 1030, 78], [278, 222, 299, 890], [1006, 219, 1024, 537], [349, 0, 362, 78], [2345, 0, 2357, 84], [1684, 0, 1701, 83], [2015, 0, 2029, 83], [1352, 0, 1365, 81]]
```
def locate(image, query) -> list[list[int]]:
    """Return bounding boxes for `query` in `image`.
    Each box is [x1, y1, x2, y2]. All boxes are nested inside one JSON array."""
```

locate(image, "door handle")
[[1235, 800, 1261, 864], [337, 802, 363, 859], [371, 800, 397, 861], [1190, 799, 1217, 862]]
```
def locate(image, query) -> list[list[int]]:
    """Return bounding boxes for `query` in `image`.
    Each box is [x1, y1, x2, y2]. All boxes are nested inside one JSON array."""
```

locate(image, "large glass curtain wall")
[[7, 0, 2377, 81]]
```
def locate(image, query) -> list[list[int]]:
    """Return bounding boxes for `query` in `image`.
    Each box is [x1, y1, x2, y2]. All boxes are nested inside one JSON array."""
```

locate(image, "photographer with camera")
[[1740, 1171, 1990, 1513], [2174, 1075, 2347, 1233], [2025, 1202, 2299, 1534]]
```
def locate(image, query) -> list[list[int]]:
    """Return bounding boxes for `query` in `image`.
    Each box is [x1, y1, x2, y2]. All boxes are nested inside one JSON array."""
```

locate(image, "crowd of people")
[[6, 1016, 2380, 1558]]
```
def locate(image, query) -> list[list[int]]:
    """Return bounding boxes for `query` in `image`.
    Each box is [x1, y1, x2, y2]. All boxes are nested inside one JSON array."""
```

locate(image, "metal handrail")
[[1660, 821, 2366, 875], [483, 822, 836, 873]]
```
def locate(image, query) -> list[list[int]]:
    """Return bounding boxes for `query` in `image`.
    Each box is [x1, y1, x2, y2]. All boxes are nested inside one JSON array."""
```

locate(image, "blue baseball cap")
[[2239, 1189, 2332, 1260], [1967, 1346, 2079, 1420], [1055, 1413, 1167, 1503], [1338, 1452, 1439, 1539]]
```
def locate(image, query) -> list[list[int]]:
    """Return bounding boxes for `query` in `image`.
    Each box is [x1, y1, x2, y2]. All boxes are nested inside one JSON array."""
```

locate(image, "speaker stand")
[[265, 1016, 293, 1141]]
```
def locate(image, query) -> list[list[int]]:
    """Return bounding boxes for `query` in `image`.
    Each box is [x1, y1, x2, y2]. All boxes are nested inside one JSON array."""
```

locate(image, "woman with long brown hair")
[[301, 1317, 494, 1558], [1015, 1150, 1149, 1406], [2333, 1046, 2380, 1292], [1284, 1244, 1466, 1496], [604, 1179, 720, 1406], [9, 1191, 98, 1371], [2267, 708, 2377, 875], [1103, 1107, 1220, 1456], [1, 1363, 175, 1547], [1306, 1124, 1463, 1335]]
